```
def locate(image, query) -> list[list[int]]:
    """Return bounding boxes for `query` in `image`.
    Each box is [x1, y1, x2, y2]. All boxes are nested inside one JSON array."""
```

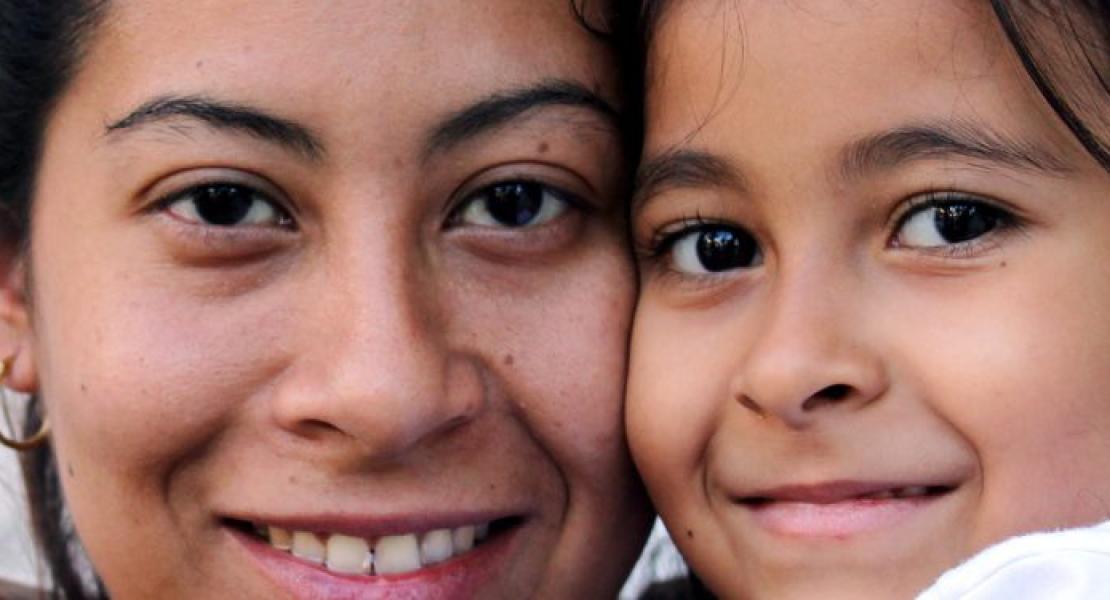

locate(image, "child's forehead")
[[648, 1, 1008, 114], [643, 0, 1083, 181]]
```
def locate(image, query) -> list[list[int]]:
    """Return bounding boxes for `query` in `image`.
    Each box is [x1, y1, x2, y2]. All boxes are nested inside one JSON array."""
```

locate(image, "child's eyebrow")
[[633, 148, 744, 212], [634, 119, 1072, 212], [839, 120, 1073, 179]]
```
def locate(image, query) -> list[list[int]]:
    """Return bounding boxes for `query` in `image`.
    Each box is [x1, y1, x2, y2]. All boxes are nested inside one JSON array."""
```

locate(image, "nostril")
[[801, 384, 853, 412], [821, 384, 851, 400], [297, 418, 345, 439]]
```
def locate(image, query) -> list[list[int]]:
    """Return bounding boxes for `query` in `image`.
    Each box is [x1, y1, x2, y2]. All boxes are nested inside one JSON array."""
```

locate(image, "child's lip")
[[733, 480, 960, 538], [735, 480, 958, 505]]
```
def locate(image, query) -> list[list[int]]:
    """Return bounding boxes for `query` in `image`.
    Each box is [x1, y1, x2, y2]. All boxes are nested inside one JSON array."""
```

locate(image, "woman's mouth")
[[228, 517, 513, 577]]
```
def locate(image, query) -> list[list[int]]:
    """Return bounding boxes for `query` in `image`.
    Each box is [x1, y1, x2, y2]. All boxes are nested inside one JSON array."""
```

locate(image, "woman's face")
[[630, 0, 1110, 598], [11, 1, 651, 597]]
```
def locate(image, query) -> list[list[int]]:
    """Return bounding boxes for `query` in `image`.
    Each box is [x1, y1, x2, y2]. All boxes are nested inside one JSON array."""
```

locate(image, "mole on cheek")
[[537, 142, 549, 154], [503, 354, 514, 366]]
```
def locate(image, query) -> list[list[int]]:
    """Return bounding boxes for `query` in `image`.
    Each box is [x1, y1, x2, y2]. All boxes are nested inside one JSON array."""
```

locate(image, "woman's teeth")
[[260, 523, 491, 576]]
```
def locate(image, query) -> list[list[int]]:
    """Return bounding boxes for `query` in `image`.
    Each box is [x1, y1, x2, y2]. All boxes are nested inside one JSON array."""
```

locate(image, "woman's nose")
[[269, 240, 485, 464], [729, 263, 888, 429]]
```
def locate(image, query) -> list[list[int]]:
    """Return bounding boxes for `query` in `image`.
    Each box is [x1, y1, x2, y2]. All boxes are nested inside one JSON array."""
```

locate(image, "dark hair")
[[2, 2, 110, 597], [0, 2, 636, 599], [991, 0, 1110, 170]]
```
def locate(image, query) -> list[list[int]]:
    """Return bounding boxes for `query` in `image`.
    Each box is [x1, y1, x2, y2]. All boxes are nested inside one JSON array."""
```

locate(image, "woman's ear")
[[0, 250, 37, 393]]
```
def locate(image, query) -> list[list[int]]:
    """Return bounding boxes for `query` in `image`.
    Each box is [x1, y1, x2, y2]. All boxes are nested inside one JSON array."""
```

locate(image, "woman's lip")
[[231, 521, 519, 600]]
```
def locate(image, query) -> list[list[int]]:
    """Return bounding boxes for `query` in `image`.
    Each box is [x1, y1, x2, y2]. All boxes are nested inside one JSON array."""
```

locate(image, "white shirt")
[[917, 520, 1110, 599]]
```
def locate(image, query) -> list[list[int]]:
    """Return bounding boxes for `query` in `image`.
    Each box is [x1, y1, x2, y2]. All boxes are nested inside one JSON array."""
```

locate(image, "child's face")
[[629, 1, 1110, 597]]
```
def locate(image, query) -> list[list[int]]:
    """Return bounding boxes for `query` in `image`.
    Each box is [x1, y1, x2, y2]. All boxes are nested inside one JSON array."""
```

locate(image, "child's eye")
[[665, 224, 763, 275], [453, 181, 572, 229], [893, 194, 1011, 250], [164, 183, 293, 229]]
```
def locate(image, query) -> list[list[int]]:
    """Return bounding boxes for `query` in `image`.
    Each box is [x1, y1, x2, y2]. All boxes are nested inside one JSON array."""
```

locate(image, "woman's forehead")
[[64, 0, 622, 166]]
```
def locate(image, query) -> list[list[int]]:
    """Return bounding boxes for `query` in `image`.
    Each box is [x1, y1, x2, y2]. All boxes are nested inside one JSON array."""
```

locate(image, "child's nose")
[[729, 262, 888, 429]]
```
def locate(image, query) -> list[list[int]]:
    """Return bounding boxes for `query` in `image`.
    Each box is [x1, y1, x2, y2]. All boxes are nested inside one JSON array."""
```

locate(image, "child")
[[627, 0, 1110, 597]]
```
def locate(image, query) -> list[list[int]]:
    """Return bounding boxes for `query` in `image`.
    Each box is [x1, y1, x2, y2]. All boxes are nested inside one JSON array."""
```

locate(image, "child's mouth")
[[741, 484, 954, 505], [736, 481, 957, 538]]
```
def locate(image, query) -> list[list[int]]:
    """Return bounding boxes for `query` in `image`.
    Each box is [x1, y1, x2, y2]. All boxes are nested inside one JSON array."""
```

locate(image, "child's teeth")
[[420, 529, 454, 565], [374, 534, 422, 575], [899, 486, 929, 498], [268, 526, 292, 551], [291, 532, 326, 564], [452, 525, 475, 554], [326, 534, 372, 575], [475, 522, 489, 541]]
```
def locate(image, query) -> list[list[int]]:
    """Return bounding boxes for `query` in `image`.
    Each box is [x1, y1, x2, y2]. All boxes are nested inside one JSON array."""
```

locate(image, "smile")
[[741, 484, 952, 504], [736, 481, 957, 538], [233, 518, 504, 577]]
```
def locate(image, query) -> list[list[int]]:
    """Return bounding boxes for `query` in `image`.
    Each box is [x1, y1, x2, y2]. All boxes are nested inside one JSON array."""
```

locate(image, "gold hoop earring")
[[0, 358, 49, 451]]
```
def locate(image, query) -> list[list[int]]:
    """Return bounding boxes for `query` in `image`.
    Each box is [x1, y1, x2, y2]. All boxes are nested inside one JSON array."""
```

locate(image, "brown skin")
[[1, 1, 652, 598], [630, 1, 1110, 598]]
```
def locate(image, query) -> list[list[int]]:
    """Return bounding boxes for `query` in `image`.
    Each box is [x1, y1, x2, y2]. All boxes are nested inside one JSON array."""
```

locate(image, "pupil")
[[195, 185, 254, 226], [486, 183, 543, 227], [696, 228, 757, 272], [934, 204, 996, 243]]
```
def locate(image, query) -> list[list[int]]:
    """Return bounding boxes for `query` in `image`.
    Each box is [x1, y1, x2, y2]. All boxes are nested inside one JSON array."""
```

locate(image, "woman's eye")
[[895, 198, 1007, 249], [164, 184, 291, 228], [670, 226, 762, 274], [456, 181, 571, 228]]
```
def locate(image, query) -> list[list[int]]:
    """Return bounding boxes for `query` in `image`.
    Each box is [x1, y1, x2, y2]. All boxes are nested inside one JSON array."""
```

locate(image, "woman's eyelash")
[[151, 182, 294, 230]]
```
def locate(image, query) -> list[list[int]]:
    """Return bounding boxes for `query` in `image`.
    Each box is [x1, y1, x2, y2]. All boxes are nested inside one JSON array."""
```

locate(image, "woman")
[[0, 1, 652, 598]]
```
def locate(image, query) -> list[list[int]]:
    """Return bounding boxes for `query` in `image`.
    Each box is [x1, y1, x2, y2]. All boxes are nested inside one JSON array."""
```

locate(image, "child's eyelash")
[[637, 213, 715, 260]]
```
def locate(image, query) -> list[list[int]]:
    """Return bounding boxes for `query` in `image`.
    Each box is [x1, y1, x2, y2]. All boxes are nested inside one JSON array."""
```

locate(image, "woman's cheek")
[[37, 277, 287, 476]]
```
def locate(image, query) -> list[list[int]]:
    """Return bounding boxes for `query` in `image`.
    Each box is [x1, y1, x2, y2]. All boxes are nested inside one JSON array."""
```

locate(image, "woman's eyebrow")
[[104, 95, 325, 160], [839, 120, 1072, 179], [422, 78, 621, 159]]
